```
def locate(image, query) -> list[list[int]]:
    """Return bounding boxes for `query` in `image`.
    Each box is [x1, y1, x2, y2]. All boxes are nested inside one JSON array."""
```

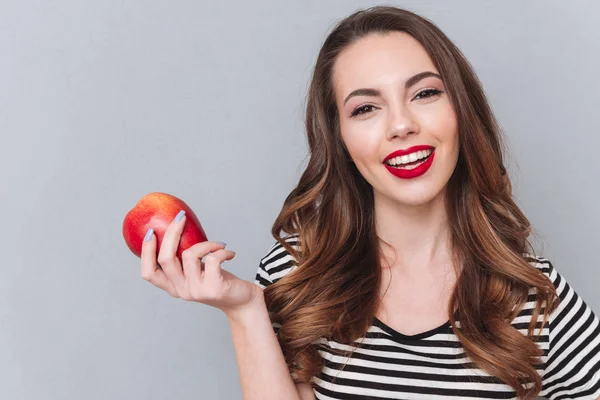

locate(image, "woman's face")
[[332, 31, 459, 207]]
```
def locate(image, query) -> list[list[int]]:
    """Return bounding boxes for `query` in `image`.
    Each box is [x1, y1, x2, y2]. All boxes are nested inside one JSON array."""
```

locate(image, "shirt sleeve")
[[253, 236, 301, 377], [253, 235, 299, 291], [253, 236, 300, 331], [539, 259, 600, 399]]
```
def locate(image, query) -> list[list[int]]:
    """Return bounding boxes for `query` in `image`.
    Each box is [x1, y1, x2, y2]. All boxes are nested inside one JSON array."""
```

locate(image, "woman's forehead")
[[332, 32, 438, 98]]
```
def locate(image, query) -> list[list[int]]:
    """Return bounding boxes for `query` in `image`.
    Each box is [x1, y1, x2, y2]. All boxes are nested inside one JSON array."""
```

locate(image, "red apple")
[[122, 192, 208, 261]]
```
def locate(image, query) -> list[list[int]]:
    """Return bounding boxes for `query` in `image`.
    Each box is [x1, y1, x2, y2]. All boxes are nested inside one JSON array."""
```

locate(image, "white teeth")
[[394, 159, 426, 170], [386, 149, 433, 166]]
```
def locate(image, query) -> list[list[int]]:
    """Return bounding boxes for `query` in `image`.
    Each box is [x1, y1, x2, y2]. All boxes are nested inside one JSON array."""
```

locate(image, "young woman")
[[140, 6, 600, 400]]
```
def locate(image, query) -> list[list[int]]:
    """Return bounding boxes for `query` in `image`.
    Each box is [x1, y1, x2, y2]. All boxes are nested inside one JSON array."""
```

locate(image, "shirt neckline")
[[372, 316, 452, 340]]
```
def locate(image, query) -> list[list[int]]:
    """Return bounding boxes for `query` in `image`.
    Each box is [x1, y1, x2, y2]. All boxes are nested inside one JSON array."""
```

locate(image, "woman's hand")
[[140, 212, 264, 315]]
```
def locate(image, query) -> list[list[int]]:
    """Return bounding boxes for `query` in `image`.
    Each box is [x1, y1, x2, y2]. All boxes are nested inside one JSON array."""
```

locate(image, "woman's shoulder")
[[522, 252, 557, 283], [256, 245, 559, 291], [254, 234, 300, 288], [521, 253, 566, 302]]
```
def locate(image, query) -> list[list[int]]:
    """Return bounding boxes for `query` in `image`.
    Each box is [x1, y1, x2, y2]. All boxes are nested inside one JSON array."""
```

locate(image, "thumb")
[[202, 249, 235, 283]]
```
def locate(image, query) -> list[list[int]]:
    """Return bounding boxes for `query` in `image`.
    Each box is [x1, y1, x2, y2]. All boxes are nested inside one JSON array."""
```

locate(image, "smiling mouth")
[[384, 150, 434, 169]]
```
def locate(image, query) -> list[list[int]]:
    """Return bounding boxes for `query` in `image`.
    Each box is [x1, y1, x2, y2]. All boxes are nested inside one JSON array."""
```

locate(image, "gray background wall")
[[1, 0, 598, 399]]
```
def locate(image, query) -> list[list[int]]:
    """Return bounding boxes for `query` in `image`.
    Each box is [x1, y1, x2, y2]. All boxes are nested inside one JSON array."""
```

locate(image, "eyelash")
[[349, 88, 444, 118]]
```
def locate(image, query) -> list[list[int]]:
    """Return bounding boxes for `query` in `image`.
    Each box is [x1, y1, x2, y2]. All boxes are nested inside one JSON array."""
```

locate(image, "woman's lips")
[[384, 149, 435, 179], [383, 144, 435, 163]]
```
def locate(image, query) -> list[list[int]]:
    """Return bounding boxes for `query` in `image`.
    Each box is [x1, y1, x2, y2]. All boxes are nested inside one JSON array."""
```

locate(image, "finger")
[[181, 241, 228, 284], [202, 249, 236, 286], [141, 229, 179, 297], [156, 211, 187, 289]]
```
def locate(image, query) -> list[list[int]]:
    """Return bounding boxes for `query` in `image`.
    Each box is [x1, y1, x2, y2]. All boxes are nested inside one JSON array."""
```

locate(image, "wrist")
[[224, 290, 267, 325]]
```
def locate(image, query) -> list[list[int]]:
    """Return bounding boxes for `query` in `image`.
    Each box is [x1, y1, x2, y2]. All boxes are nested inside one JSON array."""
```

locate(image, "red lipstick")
[[383, 145, 435, 163], [383, 145, 435, 180]]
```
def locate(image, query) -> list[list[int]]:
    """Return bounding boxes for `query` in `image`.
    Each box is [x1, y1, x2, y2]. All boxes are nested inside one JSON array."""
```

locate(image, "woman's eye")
[[349, 89, 443, 118], [350, 104, 376, 118], [413, 88, 443, 101]]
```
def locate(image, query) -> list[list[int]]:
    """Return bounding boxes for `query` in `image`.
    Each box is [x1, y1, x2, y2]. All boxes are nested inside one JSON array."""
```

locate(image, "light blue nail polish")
[[217, 241, 227, 246], [144, 228, 154, 242], [174, 210, 186, 222]]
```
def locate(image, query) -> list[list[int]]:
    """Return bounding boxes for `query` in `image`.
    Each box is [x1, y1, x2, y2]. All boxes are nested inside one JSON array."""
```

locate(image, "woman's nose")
[[385, 106, 419, 140]]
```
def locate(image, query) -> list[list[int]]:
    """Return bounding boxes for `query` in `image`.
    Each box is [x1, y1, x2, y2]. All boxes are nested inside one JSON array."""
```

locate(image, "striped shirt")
[[254, 235, 600, 399]]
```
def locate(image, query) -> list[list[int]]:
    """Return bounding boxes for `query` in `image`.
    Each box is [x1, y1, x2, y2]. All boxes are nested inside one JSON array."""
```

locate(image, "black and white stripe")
[[254, 236, 600, 399]]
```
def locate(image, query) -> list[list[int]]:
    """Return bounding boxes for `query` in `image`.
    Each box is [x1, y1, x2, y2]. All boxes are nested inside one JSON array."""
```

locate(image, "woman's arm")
[[226, 292, 302, 400]]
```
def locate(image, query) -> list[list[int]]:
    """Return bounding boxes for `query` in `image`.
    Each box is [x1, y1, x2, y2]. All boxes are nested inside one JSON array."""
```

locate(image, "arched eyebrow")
[[342, 71, 442, 106]]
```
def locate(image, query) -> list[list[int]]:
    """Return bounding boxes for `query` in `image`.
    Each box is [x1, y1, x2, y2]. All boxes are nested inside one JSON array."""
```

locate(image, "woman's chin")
[[379, 185, 447, 208]]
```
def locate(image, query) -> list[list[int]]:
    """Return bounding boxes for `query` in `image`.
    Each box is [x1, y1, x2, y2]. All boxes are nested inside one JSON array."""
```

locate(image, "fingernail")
[[144, 228, 154, 242], [216, 241, 227, 247], [174, 210, 186, 222]]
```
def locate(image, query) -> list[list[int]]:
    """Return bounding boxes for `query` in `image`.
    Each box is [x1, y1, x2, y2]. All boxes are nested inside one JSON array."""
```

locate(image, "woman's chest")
[[375, 267, 457, 336]]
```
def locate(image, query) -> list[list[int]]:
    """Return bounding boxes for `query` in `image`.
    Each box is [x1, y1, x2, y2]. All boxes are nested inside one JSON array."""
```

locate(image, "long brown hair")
[[263, 5, 559, 398]]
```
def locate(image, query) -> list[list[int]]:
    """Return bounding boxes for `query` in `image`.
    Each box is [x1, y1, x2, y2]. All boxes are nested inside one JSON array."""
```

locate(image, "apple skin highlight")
[[122, 192, 209, 260]]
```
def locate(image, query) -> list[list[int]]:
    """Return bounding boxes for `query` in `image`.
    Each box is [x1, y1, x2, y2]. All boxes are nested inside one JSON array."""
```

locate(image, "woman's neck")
[[374, 189, 452, 276]]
